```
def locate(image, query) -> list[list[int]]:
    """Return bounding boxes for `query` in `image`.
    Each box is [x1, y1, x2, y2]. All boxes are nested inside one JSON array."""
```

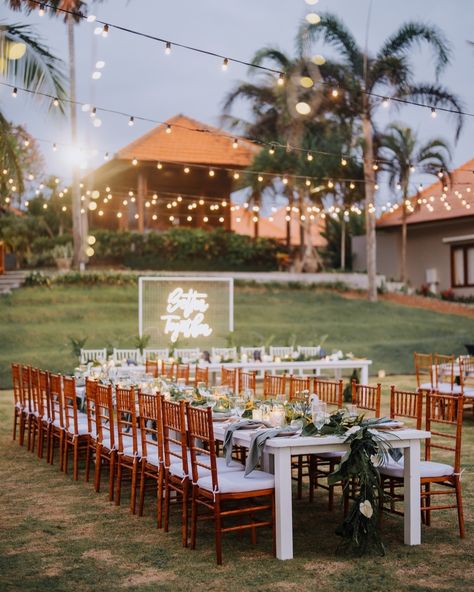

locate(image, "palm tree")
[[0, 21, 65, 195], [379, 123, 451, 283], [299, 13, 464, 301]]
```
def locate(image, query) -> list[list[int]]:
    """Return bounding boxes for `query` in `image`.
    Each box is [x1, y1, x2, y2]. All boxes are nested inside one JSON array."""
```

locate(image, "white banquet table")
[[213, 424, 430, 560]]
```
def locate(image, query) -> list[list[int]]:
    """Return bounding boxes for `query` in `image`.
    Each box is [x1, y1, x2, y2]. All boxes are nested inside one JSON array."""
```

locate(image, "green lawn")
[[1, 382, 473, 592], [0, 283, 473, 388]]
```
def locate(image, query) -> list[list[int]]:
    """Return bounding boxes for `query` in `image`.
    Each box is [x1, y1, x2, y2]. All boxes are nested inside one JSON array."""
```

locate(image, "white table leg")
[[403, 440, 421, 545], [273, 448, 293, 559], [361, 365, 368, 384]]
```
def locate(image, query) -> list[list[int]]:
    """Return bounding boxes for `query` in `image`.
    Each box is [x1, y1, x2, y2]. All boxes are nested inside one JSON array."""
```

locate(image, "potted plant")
[[52, 243, 73, 271]]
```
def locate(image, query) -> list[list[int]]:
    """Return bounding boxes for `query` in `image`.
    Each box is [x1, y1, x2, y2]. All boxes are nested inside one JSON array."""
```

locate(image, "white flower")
[[359, 500, 373, 519], [344, 425, 361, 439]]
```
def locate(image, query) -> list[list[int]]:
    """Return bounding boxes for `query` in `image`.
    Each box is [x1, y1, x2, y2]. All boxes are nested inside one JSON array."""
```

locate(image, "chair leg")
[[58, 431, 64, 471], [37, 423, 44, 459], [138, 463, 146, 517], [26, 415, 32, 451], [19, 413, 26, 446], [94, 445, 102, 492], [108, 453, 116, 502], [181, 480, 189, 547], [115, 459, 123, 506], [190, 489, 198, 550], [455, 479, 465, 538], [163, 473, 170, 533], [12, 410, 18, 441], [85, 443, 91, 482], [214, 497, 223, 565], [157, 467, 164, 529], [73, 439, 79, 481], [130, 459, 138, 514], [425, 483, 431, 527]]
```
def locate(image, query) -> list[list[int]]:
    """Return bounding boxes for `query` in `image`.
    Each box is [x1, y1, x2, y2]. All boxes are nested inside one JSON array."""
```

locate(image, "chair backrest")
[[21, 365, 32, 412], [38, 369, 50, 421], [80, 348, 107, 365], [240, 346, 265, 360], [115, 386, 138, 455], [144, 348, 169, 361], [145, 360, 159, 378], [195, 365, 209, 387], [297, 346, 320, 357], [460, 357, 474, 390], [313, 377, 343, 408], [269, 346, 294, 359], [63, 376, 80, 435], [95, 383, 115, 448], [49, 373, 64, 428], [162, 400, 188, 475], [161, 361, 176, 379], [85, 378, 98, 437], [186, 405, 218, 491], [113, 348, 142, 364], [289, 375, 311, 401], [414, 352, 433, 388], [221, 367, 237, 391], [176, 363, 190, 383], [351, 381, 381, 417], [425, 391, 463, 473], [238, 369, 256, 395], [174, 348, 200, 362], [389, 386, 423, 429], [11, 363, 22, 407], [434, 353, 455, 389], [211, 347, 237, 361], [138, 391, 163, 465], [263, 372, 287, 399], [30, 367, 41, 416]]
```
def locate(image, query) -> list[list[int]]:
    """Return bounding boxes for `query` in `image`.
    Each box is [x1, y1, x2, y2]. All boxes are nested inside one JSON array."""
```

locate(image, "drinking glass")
[[312, 401, 329, 432], [234, 396, 247, 419], [347, 404, 358, 418]]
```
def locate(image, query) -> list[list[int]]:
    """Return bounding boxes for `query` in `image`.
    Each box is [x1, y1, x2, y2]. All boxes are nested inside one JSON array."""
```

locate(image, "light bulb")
[[431, 107, 437, 118], [232, 138, 238, 149], [277, 73, 285, 86], [166, 124, 172, 134], [165, 41, 171, 55], [258, 175, 263, 182], [341, 158, 347, 166], [331, 88, 339, 98], [87, 15, 96, 23], [52, 143, 58, 152], [11, 87, 18, 98], [222, 57, 229, 71], [38, 4, 45, 16], [307, 153, 313, 161], [269, 145, 275, 155], [101, 24, 109, 38], [209, 169, 215, 177], [53, 98, 59, 107], [128, 116, 134, 126], [92, 71, 101, 80], [184, 167, 190, 174], [132, 158, 138, 166], [382, 97, 390, 108]]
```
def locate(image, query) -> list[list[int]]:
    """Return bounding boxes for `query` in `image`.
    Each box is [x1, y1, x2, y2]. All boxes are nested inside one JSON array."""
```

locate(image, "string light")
[[157, 162, 163, 169], [382, 97, 390, 108], [52, 143, 57, 152], [53, 98, 59, 107], [209, 169, 215, 177], [128, 116, 134, 126], [269, 145, 275, 155], [38, 3, 45, 16], [431, 107, 437, 118], [277, 73, 285, 86], [258, 175, 263, 182], [102, 24, 109, 38], [165, 41, 171, 55], [341, 158, 347, 167], [307, 153, 313, 162], [232, 138, 238, 149], [132, 158, 138, 166], [11, 87, 17, 98], [166, 124, 172, 134], [331, 88, 339, 98], [184, 167, 190, 174], [222, 57, 229, 71]]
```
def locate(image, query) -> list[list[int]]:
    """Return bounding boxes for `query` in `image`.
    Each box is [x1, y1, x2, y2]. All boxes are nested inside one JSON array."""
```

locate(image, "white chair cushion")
[[197, 470, 274, 494], [380, 460, 454, 479], [169, 456, 243, 479], [420, 382, 433, 389], [67, 424, 90, 436]]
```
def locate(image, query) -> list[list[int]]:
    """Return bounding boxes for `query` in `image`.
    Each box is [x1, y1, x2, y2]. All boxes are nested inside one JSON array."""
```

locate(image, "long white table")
[[206, 358, 372, 384], [213, 424, 430, 560]]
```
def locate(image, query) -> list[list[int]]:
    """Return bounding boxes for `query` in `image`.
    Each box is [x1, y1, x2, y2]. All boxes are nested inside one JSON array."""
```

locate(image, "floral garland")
[[302, 411, 400, 556]]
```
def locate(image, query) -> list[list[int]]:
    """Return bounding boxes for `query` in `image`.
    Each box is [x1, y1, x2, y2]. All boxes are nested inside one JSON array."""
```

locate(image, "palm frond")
[[368, 55, 412, 92], [297, 12, 363, 75], [250, 47, 292, 72], [377, 22, 451, 77], [0, 112, 25, 196], [0, 22, 67, 110]]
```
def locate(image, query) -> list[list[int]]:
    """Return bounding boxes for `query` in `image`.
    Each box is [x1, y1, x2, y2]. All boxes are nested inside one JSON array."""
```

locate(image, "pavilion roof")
[[115, 114, 258, 167], [377, 157, 474, 228]]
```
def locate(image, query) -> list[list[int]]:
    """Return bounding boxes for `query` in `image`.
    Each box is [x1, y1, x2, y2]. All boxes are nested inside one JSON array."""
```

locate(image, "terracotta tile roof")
[[116, 114, 258, 167], [231, 205, 326, 247], [377, 157, 474, 228]]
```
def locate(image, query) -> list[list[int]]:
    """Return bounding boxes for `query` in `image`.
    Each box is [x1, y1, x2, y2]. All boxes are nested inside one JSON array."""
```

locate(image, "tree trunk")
[[68, 18, 86, 269], [362, 109, 377, 302], [340, 214, 346, 270], [400, 184, 408, 283]]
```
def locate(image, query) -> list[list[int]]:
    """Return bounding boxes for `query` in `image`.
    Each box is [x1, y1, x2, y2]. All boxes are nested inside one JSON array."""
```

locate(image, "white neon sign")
[[160, 287, 213, 343]]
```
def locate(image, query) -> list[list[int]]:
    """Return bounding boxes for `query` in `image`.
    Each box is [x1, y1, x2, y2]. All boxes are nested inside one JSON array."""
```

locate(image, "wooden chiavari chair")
[[289, 375, 311, 401], [20, 365, 33, 450], [381, 391, 464, 537], [115, 386, 140, 512], [220, 367, 237, 391], [84, 378, 98, 484], [176, 363, 190, 383], [237, 369, 256, 396], [187, 405, 274, 565], [145, 359, 159, 378], [161, 361, 176, 380], [138, 392, 165, 527], [38, 369, 51, 459], [263, 372, 287, 399], [94, 383, 116, 500], [11, 363, 25, 444], [48, 373, 65, 467], [351, 381, 381, 417], [194, 365, 209, 387], [162, 399, 190, 547], [30, 368, 50, 459], [313, 377, 344, 408], [29, 367, 41, 454], [434, 353, 455, 391], [459, 358, 474, 414], [62, 376, 89, 480], [414, 352, 433, 389]]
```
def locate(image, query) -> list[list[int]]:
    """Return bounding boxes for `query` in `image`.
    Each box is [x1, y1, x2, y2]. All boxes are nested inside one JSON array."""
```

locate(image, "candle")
[[271, 407, 285, 428]]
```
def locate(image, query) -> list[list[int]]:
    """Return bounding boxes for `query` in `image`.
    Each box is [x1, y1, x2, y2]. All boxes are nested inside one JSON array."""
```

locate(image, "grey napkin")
[[223, 420, 265, 466], [245, 427, 295, 476]]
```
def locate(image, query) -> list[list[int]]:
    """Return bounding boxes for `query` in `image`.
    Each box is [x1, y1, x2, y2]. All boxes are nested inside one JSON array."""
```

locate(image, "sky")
[[2, 0, 474, 205]]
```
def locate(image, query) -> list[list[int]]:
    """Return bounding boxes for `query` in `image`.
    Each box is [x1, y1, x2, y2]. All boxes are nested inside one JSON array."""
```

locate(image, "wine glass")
[[347, 404, 358, 418], [234, 396, 247, 419], [312, 401, 329, 432]]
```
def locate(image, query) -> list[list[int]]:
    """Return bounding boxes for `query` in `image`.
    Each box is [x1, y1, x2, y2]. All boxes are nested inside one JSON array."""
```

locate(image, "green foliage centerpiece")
[[302, 410, 400, 556]]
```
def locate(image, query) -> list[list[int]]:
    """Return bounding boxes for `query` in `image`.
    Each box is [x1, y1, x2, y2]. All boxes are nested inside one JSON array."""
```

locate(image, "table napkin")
[[222, 420, 265, 466], [245, 427, 296, 476]]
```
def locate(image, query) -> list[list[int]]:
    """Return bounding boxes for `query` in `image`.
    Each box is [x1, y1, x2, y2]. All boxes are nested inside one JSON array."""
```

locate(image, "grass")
[[1, 283, 473, 388], [1, 379, 474, 592]]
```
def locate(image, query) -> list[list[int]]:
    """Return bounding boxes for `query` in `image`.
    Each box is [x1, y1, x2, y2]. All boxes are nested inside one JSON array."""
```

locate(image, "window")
[[451, 243, 474, 287]]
